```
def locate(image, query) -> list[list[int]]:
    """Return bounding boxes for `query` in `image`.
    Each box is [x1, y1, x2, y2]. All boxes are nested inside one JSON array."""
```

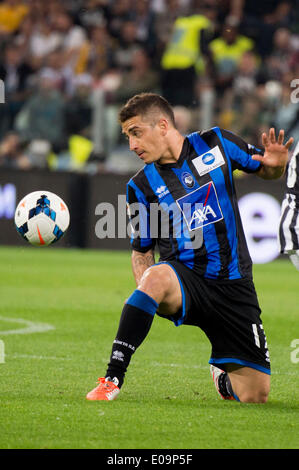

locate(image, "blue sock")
[[126, 289, 158, 316]]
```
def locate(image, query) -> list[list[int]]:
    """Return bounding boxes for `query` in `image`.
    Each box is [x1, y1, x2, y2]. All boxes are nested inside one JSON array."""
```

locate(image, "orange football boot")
[[86, 377, 120, 401]]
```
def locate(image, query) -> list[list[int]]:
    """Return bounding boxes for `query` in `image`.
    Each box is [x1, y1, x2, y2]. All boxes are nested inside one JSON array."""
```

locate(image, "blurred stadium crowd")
[[0, 0, 298, 173]]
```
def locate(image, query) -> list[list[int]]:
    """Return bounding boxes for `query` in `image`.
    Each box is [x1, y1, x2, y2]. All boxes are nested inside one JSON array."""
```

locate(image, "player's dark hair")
[[119, 93, 176, 127]]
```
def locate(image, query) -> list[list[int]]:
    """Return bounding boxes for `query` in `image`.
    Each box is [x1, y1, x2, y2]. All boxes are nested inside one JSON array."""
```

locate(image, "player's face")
[[122, 115, 168, 164]]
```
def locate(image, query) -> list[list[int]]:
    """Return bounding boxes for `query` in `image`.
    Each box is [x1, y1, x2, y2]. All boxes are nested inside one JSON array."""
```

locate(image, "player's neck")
[[158, 131, 185, 165]]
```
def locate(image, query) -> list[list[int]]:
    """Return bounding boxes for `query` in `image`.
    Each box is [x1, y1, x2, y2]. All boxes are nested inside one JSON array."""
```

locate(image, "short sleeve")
[[220, 128, 263, 173], [126, 180, 156, 253]]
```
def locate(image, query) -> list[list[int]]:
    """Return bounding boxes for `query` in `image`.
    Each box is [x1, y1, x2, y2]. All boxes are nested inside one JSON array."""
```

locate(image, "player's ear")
[[158, 118, 168, 136]]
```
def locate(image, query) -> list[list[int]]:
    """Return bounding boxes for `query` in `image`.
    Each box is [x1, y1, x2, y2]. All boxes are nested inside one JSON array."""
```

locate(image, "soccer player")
[[278, 141, 299, 271], [86, 93, 293, 403]]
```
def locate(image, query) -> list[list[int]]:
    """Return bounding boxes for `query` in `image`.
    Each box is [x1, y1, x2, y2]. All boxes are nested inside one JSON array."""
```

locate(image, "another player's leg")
[[86, 264, 182, 400]]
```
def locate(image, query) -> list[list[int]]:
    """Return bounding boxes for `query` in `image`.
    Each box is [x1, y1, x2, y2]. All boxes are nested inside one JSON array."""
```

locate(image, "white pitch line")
[[99, 357, 206, 370], [4, 354, 298, 376], [151, 361, 206, 370], [0, 316, 55, 336], [7, 353, 71, 361], [149, 362, 298, 376]]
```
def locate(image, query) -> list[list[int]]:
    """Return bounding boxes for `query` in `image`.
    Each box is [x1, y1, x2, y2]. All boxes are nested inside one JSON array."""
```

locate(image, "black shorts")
[[156, 261, 271, 375]]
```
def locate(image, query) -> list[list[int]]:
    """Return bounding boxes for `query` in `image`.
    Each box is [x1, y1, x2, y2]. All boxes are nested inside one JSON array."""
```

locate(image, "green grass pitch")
[[0, 246, 298, 449]]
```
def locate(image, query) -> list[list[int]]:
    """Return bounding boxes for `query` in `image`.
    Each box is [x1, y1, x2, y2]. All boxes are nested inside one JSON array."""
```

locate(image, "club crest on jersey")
[[176, 182, 223, 231], [181, 172, 195, 188], [192, 146, 225, 176]]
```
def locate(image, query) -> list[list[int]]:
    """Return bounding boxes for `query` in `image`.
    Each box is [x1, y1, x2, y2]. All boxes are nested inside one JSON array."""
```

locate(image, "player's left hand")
[[252, 128, 294, 179]]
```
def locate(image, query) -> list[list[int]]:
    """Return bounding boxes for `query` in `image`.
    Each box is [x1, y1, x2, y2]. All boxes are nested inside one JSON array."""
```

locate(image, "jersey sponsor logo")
[[181, 171, 195, 188], [202, 152, 215, 165], [192, 146, 225, 176], [176, 181, 223, 231]]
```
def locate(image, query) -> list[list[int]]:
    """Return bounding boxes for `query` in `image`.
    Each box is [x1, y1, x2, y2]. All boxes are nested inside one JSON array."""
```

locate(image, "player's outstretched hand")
[[252, 128, 294, 179]]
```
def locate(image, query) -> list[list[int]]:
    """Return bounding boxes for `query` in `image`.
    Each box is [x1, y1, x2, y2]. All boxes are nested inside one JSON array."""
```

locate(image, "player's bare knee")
[[240, 393, 269, 404], [138, 265, 172, 302], [239, 388, 269, 404]]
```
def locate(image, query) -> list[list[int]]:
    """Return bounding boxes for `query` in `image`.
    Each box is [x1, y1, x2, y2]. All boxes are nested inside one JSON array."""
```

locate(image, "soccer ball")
[[14, 190, 70, 246]]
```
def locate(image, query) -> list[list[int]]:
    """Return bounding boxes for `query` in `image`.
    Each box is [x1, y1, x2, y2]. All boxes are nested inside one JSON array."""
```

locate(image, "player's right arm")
[[127, 178, 156, 286]]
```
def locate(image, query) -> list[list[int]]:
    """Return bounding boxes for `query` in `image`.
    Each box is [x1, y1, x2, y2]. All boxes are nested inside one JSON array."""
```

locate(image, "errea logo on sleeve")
[[192, 146, 225, 176], [156, 185, 170, 198]]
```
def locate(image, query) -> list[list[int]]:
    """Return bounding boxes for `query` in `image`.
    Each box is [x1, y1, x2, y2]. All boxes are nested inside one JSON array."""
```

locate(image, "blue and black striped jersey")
[[126, 127, 263, 280]]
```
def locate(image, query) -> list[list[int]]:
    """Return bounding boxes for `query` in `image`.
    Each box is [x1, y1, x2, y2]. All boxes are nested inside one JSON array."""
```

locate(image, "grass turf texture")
[[0, 246, 298, 449]]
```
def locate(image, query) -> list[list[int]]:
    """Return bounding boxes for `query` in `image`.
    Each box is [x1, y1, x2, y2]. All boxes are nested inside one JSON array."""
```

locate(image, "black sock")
[[218, 371, 234, 398], [105, 290, 158, 388]]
